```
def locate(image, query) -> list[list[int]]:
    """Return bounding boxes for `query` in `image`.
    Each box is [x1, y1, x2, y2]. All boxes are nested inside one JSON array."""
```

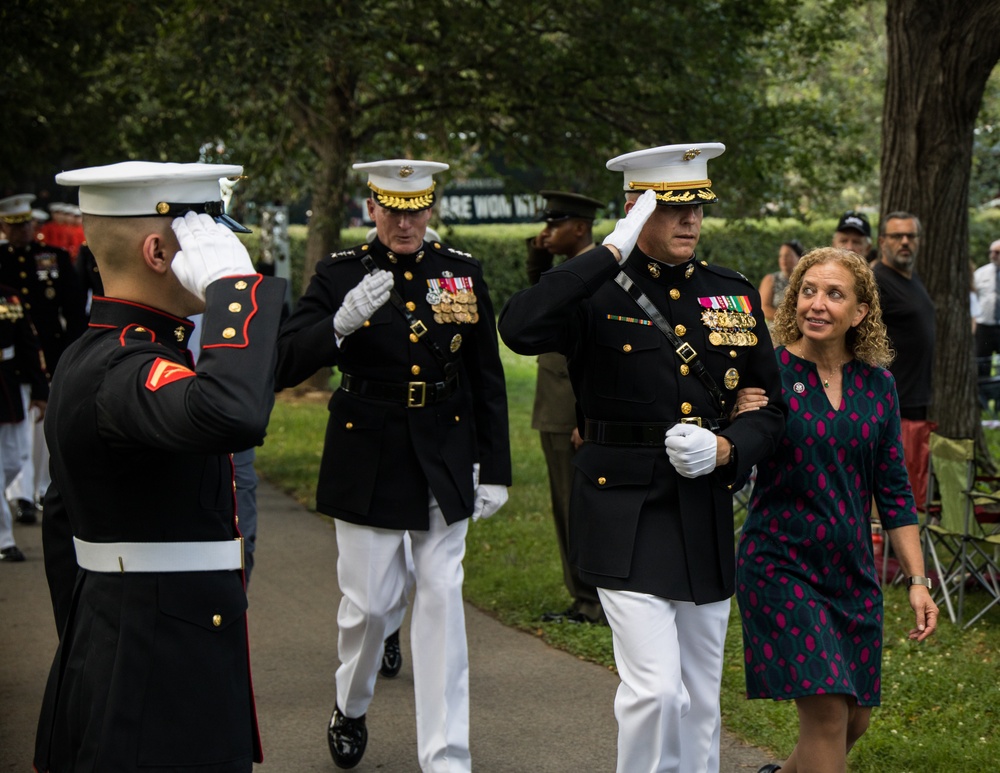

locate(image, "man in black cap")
[[500, 144, 785, 773], [35, 161, 285, 771], [275, 159, 511, 772], [527, 190, 606, 624], [832, 210, 873, 258]]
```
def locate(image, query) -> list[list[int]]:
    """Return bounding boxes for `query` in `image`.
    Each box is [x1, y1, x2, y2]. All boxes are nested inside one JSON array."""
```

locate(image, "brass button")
[[19, 272, 26, 279], [409, 332, 419, 343], [455, 415, 461, 422], [674, 325, 686, 337], [681, 402, 693, 415], [405, 301, 416, 311], [622, 343, 632, 353], [157, 201, 170, 215], [212, 614, 222, 627], [235, 280, 248, 290], [404, 271, 413, 280], [729, 350, 738, 359], [345, 422, 354, 430], [362, 320, 371, 327], [670, 289, 680, 300], [235, 515, 239, 524], [598, 477, 607, 485], [411, 365, 421, 375], [135, 327, 147, 333], [229, 302, 242, 313], [700, 260, 708, 266], [680, 364, 690, 376], [222, 327, 236, 339]]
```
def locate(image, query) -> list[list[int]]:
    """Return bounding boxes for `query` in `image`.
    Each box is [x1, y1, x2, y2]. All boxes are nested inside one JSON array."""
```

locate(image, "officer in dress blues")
[[275, 159, 511, 772], [0, 283, 48, 561], [34, 161, 286, 771], [499, 143, 785, 773], [0, 193, 87, 523]]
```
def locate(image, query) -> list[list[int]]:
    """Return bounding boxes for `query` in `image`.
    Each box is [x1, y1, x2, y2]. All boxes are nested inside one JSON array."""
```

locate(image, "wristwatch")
[[907, 575, 933, 589]]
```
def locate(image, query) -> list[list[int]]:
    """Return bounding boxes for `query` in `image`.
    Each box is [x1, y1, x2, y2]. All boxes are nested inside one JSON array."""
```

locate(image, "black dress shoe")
[[14, 499, 38, 525], [0, 545, 26, 562], [757, 765, 782, 773], [540, 607, 575, 622], [328, 706, 367, 769], [380, 628, 403, 678]]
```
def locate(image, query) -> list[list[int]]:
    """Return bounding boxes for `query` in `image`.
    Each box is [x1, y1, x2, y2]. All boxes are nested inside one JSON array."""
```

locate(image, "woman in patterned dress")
[[732, 247, 938, 773]]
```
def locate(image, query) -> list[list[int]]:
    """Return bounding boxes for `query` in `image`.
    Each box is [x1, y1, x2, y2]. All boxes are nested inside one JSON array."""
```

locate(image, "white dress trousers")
[[6, 384, 49, 505], [334, 491, 471, 773], [0, 421, 26, 549], [598, 589, 731, 773]]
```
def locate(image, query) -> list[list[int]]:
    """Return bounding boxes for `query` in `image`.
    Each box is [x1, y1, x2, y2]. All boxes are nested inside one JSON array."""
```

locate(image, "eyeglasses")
[[884, 232, 919, 241]]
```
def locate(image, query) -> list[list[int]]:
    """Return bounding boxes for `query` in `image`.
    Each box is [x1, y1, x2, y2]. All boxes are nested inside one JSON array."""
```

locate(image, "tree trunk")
[[880, 0, 1000, 439]]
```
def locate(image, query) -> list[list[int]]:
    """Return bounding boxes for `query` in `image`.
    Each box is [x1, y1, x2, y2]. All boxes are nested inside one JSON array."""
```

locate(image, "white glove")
[[171, 212, 255, 301], [602, 189, 657, 264], [664, 423, 718, 478], [333, 270, 394, 337], [472, 484, 509, 521]]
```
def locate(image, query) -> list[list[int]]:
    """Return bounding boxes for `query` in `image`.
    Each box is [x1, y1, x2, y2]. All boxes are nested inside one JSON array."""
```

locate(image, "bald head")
[[83, 215, 178, 273]]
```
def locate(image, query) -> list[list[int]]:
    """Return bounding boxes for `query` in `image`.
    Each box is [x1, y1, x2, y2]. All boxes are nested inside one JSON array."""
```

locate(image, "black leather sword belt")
[[340, 372, 459, 408], [583, 417, 729, 446]]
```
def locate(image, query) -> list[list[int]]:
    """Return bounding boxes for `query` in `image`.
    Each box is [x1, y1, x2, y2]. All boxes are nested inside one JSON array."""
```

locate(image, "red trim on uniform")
[[144, 357, 195, 391], [203, 274, 263, 350], [119, 323, 156, 347]]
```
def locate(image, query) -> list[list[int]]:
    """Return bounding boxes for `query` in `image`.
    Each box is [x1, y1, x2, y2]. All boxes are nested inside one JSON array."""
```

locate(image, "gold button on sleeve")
[[598, 477, 607, 485], [228, 302, 242, 313], [363, 320, 371, 327], [222, 327, 236, 339], [345, 422, 354, 430], [212, 614, 222, 627], [680, 402, 693, 414], [622, 343, 632, 353]]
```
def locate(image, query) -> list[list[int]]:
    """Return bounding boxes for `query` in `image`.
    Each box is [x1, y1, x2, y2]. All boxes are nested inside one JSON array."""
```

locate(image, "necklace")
[[820, 361, 846, 389]]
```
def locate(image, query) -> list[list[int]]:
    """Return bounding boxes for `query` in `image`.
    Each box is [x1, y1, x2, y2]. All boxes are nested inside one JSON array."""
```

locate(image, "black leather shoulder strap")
[[614, 271, 726, 412]]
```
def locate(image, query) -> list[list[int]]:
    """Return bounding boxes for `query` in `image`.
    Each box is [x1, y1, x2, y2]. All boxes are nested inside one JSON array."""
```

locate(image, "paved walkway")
[[0, 481, 774, 772]]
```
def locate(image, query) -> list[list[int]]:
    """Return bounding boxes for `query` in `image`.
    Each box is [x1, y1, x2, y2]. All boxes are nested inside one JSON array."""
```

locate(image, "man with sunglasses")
[[873, 211, 935, 509]]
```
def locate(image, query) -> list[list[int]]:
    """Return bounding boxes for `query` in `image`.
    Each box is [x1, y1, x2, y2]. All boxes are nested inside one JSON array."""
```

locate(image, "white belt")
[[0, 345, 14, 362], [73, 537, 244, 573]]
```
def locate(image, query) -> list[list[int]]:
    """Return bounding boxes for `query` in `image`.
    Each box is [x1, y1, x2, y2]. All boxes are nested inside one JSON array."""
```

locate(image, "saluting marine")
[[275, 159, 511, 772], [499, 143, 785, 773], [34, 162, 285, 771]]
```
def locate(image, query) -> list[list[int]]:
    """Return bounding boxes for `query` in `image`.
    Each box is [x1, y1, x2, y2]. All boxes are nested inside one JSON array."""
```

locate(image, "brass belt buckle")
[[679, 417, 703, 428], [675, 342, 697, 363], [407, 381, 427, 408], [410, 320, 428, 338]]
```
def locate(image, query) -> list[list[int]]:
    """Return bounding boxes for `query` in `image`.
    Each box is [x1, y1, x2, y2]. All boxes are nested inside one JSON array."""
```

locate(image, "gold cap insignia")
[[399, 166, 415, 178]]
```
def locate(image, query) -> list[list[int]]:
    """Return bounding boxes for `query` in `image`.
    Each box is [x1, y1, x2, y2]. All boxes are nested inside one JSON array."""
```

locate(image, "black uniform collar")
[[368, 237, 427, 265], [88, 297, 196, 351], [626, 250, 698, 285]]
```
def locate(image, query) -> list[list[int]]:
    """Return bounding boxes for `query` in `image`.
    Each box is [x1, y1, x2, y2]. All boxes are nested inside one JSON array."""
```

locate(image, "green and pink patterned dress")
[[736, 346, 918, 706]]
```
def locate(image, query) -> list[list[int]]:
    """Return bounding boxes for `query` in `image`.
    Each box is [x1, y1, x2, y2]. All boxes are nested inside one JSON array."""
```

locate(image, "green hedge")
[[248, 210, 1000, 312]]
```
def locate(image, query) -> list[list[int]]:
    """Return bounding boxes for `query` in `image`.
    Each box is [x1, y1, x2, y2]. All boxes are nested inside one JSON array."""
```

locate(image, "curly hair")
[[771, 247, 893, 368]]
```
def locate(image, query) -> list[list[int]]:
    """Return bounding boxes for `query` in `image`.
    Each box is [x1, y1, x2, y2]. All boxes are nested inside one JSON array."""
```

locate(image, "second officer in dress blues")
[[499, 143, 785, 773], [275, 159, 511, 772]]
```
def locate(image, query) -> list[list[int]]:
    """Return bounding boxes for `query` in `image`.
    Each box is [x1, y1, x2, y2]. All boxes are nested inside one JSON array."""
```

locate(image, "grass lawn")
[[258, 343, 1000, 772]]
